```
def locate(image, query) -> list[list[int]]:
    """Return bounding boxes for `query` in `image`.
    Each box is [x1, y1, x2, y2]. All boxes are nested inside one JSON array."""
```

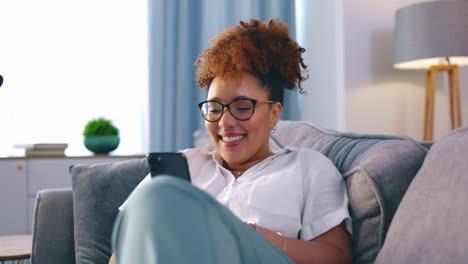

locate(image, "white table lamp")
[[394, 0, 468, 140]]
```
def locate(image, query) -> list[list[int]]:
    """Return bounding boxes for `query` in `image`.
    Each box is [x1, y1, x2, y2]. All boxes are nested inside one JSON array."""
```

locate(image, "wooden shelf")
[[0, 155, 146, 160]]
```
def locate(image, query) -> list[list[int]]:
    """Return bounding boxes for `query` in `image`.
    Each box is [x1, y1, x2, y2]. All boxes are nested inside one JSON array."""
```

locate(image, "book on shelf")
[[13, 143, 68, 150], [25, 149, 66, 157]]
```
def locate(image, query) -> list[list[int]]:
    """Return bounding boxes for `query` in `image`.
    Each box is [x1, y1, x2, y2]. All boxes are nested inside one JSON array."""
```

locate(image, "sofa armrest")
[[31, 188, 75, 264]]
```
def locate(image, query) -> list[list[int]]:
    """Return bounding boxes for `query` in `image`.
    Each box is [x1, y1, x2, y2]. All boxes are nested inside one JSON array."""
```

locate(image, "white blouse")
[[122, 147, 351, 241]]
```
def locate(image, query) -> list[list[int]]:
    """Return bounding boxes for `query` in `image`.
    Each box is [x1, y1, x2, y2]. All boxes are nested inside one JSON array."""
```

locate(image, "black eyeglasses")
[[198, 98, 276, 122]]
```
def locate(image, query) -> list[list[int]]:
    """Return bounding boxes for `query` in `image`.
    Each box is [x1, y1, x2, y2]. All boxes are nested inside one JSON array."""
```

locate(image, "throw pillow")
[[71, 158, 148, 264], [375, 127, 468, 263], [271, 120, 428, 263]]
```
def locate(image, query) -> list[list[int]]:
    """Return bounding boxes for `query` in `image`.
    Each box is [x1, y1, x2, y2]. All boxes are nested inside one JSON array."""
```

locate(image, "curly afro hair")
[[195, 18, 308, 104]]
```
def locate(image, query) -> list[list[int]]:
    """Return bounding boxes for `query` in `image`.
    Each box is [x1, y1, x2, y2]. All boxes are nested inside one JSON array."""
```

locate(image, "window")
[[0, 0, 148, 157]]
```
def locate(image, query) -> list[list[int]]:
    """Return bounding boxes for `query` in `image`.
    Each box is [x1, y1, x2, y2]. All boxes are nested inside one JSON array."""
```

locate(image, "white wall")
[[299, 0, 468, 141], [297, 0, 345, 131], [344, 0, 468, 141]]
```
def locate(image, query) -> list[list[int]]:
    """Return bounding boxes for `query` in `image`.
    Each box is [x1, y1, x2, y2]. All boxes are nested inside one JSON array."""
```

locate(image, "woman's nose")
[[218, 108, 237, 128]]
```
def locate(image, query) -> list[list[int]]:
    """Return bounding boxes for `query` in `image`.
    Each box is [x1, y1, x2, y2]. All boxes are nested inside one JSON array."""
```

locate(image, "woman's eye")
[[236, 107, 251, 111], [209, 109, 222, 114]]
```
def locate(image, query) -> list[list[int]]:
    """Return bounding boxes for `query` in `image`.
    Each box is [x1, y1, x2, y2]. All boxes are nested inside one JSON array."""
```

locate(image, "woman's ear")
[[271, 102, 282, 128]]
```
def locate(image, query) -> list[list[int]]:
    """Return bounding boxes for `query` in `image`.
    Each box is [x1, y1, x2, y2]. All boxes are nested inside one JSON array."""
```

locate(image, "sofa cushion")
[[71, 158, 149, 264], [271, 120, 427, 263], [375, 127, 468, 263]]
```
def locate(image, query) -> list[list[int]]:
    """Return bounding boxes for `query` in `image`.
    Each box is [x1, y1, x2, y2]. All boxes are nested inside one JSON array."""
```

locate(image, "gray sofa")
[[30, 121, 468, 264]]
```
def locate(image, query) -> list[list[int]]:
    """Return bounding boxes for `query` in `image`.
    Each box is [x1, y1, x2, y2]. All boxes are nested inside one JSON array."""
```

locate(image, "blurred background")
[[0, 0, 466, 157]]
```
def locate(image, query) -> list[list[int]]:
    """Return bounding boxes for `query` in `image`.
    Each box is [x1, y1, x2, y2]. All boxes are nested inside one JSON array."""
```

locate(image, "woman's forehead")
[[207, 73, 268, 100]]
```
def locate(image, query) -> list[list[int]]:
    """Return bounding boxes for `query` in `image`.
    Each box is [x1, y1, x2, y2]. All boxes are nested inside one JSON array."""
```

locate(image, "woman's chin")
[[219, 150, 244, 165], [217, 140, 244, 155], [221, 154, 241, 164]]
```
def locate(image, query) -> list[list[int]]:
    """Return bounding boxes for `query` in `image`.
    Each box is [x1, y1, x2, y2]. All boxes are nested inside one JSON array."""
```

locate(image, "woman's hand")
[[246, 221, 352, 264], [109, 253, 115, 264]]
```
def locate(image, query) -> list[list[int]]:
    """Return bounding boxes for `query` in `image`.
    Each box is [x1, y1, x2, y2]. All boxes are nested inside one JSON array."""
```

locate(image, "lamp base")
[[424, 64, 463, 141]]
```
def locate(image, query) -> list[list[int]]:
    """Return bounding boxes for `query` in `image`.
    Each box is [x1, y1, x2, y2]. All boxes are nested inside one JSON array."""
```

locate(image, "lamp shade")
[[394, 0, 468, 69]]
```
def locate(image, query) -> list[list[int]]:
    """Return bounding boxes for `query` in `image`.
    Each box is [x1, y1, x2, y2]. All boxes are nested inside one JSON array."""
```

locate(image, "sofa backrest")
[[31, 188, 75, 264], [270, 120, 428, 263]]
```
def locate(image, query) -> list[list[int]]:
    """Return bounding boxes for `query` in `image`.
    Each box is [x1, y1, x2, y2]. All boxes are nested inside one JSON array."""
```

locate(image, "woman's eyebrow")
[[233, 96, 250, 100]]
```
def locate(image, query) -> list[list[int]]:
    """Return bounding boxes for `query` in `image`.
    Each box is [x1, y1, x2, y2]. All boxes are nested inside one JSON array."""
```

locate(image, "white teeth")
[[223, 135, 244, 142]]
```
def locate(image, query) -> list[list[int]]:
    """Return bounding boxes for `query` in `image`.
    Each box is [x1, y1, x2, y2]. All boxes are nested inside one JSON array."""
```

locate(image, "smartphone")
[[146, 152, 191, 182]]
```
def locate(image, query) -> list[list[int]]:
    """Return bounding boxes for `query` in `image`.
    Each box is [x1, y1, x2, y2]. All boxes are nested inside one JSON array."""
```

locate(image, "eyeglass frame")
[[197, 98, 277, 122]]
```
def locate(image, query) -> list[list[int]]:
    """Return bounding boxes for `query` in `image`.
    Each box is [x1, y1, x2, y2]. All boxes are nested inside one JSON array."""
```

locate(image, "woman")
[[110, 18, 352, 264]]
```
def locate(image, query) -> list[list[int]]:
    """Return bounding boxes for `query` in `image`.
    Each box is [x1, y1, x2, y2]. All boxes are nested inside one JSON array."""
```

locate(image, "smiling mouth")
[[220, 135, 245, 143]]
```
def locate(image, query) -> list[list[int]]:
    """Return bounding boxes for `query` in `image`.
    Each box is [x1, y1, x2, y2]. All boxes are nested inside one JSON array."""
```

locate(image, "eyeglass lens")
[[201, 100, 254, 121]]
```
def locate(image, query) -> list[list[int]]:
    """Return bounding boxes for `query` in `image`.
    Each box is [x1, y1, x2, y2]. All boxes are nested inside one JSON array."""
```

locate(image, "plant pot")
[[84, 136, 120, 154]]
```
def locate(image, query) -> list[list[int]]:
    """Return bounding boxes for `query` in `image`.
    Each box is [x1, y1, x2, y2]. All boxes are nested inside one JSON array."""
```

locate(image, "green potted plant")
[[83, 117, 120, 154]]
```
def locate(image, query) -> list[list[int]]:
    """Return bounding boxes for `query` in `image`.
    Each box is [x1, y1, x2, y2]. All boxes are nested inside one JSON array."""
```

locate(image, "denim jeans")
[[112, 176, 293, 264]]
